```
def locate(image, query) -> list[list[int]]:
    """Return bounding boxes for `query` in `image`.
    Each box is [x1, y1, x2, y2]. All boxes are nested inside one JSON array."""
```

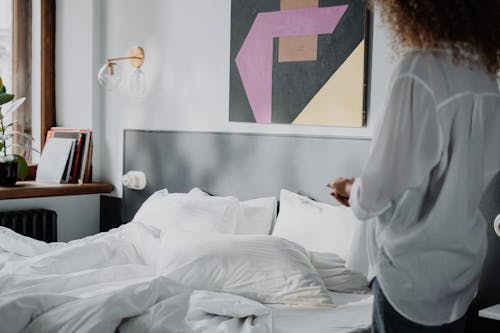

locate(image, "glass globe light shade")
[[97, 62, 123, 91], [129, 68, 146, 98]]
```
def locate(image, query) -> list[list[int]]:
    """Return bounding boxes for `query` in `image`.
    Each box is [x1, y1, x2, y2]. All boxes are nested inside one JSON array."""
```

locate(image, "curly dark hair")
[[374, 0, 500, 75]]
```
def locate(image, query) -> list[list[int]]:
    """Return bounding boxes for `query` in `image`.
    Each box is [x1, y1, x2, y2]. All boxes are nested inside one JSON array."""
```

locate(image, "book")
[[82, 133, 93, 183], [46, 128, 93, 183], [61, 140, 76, 183], [51, 131, 82, 183], [36, 138, 76, 183], [78, 130, 92, 183]]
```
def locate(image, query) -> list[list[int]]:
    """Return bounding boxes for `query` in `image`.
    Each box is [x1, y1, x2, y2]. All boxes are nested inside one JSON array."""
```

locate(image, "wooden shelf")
[[0, 181, 114, 200]]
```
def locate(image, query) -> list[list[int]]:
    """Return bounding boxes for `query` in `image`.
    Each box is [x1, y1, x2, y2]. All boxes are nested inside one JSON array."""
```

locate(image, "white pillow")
[[310, 252, 369, 293], [188, 188, 277, 235], [158, 230, 332, 306], [273, 189, 358, 261], [133, 189, 239, 234], [187, 187, 210, 197], [236, 197, 276, 234]]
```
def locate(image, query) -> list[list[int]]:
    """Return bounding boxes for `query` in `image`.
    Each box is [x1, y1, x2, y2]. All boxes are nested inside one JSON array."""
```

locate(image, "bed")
[[0, 130, 373, 333]]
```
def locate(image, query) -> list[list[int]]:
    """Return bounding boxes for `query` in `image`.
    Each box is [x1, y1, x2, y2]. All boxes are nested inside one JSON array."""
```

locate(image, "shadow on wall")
[[467, 171, 500, 331]]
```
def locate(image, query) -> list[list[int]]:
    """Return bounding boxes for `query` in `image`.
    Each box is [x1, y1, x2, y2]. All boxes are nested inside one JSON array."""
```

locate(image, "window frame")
[[12, 0, 31, 159], [40, 0, 55, 150], [11, 0, 55, 163]]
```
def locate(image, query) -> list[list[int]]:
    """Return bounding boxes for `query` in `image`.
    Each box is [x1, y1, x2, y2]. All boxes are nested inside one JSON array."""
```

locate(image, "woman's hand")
[[327, 177, 355, 207]]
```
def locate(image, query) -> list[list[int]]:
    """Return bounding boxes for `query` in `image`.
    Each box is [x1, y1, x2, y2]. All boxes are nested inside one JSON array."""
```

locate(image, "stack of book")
[[38, 128, 93, 184]]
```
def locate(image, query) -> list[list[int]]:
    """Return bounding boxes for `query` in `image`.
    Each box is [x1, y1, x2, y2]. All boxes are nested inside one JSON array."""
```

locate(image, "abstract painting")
[[229, 0, 369, 127]]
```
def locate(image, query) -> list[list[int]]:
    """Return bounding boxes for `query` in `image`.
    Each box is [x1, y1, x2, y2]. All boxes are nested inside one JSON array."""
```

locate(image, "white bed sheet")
[[271, 291, 373, 333]]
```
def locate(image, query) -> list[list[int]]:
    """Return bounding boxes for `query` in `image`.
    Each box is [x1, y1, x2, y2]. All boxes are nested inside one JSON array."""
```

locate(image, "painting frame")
[[229, 0, 372, 128]]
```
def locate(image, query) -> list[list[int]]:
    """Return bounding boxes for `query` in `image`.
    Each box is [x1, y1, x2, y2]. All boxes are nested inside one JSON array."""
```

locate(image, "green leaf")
[[0, 94, 14, 105], [1, 97, 25, 118], [0, 142, 3, 152], [4, 121, 19, 130], [0, 86, 5, 95], [12, 154, 28, 180]]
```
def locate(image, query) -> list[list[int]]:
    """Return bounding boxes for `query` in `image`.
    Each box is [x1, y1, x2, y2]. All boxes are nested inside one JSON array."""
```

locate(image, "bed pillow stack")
[[272, 189, 369, 293], [135, 187, 367, 304], [158, 230, 333, 306], [132, 188, 277, 235]]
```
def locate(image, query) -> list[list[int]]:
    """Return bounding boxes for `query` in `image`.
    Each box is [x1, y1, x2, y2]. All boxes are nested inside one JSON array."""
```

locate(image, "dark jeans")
[[372, 279, 466, 333]]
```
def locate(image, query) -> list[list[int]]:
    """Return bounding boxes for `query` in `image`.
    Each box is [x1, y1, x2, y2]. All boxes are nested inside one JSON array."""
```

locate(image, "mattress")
[[271, 291, 373, 333]]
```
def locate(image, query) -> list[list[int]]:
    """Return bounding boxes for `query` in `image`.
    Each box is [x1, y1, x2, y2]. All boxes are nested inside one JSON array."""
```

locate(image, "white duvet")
[[0, 224, 371, 333], [0, 224, 273, 333]]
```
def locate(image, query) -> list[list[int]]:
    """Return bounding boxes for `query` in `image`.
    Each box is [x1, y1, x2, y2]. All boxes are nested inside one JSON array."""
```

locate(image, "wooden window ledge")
[[0, 181, 114, 200]]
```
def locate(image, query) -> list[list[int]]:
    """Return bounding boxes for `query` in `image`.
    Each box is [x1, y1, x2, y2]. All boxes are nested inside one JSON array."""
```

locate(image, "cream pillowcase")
[[158, 230, 332, 306]]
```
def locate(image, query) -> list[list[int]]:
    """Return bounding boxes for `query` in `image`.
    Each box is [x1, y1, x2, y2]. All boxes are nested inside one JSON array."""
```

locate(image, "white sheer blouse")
[[349, 50, 500, 325]]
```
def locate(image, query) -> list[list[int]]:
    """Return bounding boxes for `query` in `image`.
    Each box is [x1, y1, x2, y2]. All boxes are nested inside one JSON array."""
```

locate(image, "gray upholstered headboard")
[[122, 129, 499, 222], [122, 129, 371, 222]]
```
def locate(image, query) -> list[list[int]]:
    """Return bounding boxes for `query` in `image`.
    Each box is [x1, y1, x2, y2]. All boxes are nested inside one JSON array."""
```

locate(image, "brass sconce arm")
[[106, 56, 142, 62], [106, 46, 145, 69], [98, 46, 146, 94]]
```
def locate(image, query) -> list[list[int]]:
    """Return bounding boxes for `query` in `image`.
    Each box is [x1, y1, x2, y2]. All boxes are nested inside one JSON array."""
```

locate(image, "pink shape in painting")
[[235, 6, 348, 123]]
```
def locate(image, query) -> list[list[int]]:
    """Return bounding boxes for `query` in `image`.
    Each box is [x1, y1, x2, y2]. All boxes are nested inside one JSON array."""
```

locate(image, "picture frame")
[[229, 0, 371, 128]]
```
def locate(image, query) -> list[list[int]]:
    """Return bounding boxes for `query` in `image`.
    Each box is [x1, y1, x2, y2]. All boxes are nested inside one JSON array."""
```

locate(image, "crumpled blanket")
[[0, 224, 272, 333], [186, 290, 272, 333]]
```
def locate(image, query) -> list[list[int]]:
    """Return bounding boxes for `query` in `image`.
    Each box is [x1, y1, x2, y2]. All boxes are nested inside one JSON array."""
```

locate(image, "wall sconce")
[[98, 46, 146, 96]]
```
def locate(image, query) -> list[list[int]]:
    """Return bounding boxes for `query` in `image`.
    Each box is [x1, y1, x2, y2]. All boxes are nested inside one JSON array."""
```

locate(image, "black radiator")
[[0, 209, 57, 242]]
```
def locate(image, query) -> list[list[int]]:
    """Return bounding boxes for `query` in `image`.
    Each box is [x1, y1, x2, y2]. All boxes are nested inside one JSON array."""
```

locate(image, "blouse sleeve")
[[349, 74, 443, 220]]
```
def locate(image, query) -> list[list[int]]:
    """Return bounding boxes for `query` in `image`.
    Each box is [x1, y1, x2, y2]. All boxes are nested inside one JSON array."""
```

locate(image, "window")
[[0, 1, 12, 92], [0, 0, 55, 165]]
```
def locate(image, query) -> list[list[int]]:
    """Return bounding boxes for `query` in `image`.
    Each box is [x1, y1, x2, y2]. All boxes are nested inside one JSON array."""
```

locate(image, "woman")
[[329, 1, 500, 332]]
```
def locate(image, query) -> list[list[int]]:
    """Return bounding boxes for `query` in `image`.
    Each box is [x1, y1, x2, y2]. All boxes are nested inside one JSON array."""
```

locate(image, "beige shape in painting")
[[293, 40, 366, 127]]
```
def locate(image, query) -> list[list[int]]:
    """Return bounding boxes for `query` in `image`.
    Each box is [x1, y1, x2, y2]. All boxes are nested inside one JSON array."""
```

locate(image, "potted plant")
[[0, 75, 31, 186]]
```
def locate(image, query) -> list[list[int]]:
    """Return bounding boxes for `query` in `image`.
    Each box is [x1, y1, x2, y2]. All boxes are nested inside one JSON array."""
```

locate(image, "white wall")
[[34, 0, 398, 240], [56, 0, 104, 179], [97, 0, 397, 196], [56, 0, 95, 129]]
